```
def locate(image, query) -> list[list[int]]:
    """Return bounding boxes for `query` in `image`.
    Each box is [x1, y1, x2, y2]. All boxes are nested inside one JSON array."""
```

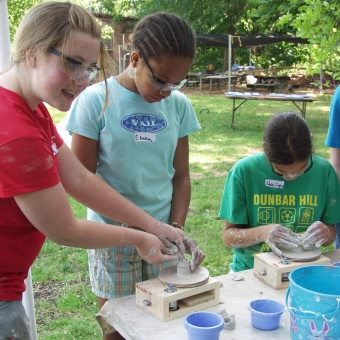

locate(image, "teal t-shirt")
[[218, 153, 340, 272], [66, 77, 201, 224]]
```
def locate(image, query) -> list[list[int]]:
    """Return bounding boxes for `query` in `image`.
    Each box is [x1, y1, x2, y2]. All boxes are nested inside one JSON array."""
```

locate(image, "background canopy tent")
[[194, 34, 309, 92], [195, 34, 309, 48]]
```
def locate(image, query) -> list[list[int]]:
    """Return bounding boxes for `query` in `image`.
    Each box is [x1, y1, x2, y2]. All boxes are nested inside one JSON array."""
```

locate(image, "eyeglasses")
[[271, 156, 313, 180], [47, 47, 100, 82], [141, 55, 188, 92]]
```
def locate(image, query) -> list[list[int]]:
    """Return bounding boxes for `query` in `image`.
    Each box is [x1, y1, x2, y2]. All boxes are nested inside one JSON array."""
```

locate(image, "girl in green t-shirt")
[[219, 111, 339, 272]]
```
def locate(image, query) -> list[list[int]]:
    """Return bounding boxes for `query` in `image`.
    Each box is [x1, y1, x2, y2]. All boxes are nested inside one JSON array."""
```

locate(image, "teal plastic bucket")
[[184, 312, 224, 340], [286, 306, 340, 339], [286, 265, 340, 339]]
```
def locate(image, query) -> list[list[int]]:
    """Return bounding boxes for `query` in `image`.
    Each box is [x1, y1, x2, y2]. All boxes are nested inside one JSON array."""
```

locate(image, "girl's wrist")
[[171, 222, 184, 231]]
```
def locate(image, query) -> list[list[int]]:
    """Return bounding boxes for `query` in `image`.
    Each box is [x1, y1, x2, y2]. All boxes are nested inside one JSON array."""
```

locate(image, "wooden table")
[[96, 250, 340, 340], [188, 74, 239, 92], [207, 75, 238, 94], [246, 75, 291, 92], [256, 75, 291, 85], [225, 93, 316, 129], [187, 74, 209, 91]]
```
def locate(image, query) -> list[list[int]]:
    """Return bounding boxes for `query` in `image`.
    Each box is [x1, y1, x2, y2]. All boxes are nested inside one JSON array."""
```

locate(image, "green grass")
[[48, 105, 67, 125], [33, 92, 335, 339]]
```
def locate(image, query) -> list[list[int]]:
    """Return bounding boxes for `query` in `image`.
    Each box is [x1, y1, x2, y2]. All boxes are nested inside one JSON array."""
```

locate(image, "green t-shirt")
[[218, 153, 340, 272]]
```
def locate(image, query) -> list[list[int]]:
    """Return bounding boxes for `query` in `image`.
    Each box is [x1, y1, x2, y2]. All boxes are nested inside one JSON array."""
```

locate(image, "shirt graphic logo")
[[121, 114, 167, 133], [298, 207, 314, 224], [258, 207, 275, 224], [279, 208, 295, 224]]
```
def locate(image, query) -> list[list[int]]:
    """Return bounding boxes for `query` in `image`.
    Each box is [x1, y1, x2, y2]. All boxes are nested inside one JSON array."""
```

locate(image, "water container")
[[286, 265, 340, 339], [248, 299, 284, 330], [184, 311, 224, 340]]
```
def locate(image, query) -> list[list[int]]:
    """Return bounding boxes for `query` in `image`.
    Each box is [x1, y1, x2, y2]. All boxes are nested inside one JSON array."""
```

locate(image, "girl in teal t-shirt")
[[219, 111, 340, 272], [66, 12, 204, 340]]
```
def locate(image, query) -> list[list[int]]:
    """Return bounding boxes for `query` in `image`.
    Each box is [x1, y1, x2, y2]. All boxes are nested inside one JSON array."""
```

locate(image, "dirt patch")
[[34, 278, 91, 301], [33, 278, 92, 324]]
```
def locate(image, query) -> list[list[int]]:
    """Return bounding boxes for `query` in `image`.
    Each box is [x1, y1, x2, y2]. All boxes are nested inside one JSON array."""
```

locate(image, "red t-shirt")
[[0, 87, 64, 300]]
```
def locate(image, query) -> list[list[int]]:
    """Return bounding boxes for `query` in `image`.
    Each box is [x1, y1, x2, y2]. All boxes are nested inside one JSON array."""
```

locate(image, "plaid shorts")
[[88, 245, 176, 299]]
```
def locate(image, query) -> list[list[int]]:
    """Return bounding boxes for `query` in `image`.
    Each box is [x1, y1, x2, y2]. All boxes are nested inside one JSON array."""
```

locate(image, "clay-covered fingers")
[[158, 236, 179, 254], [266, 224, 301, 255], [265, 240, 282, 256], [136, 234, 180, 265], [154, 222, 185, 253], [176, 250, 186, 262], [268, 224, 301, 246], [183, 237, 205, 271], [157, 236, 186, 261], [301, 221, 330, 247]]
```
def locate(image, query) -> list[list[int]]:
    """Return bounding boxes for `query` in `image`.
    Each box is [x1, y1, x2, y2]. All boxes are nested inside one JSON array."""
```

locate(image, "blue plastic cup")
[[248, 299, 284, 331], [184, 311, 224, 340]]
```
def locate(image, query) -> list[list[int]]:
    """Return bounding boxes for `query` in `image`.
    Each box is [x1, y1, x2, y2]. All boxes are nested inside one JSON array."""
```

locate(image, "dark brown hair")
[[131, 12, 196, 62], [263, 111, 312, 164]]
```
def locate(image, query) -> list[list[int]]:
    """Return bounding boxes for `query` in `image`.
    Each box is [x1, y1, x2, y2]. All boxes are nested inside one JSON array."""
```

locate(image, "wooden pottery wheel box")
[[253, 245, 331, 290], [136, 261, 220, 322]]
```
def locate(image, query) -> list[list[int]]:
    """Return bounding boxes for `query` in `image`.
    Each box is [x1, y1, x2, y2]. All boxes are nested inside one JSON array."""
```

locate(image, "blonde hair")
[[11, 1, 113, 111]]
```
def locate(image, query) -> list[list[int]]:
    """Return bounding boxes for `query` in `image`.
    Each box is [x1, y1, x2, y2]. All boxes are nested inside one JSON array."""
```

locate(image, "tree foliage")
[[7, 0, 40, 41], [281, 0, 340, 77], [7, 0, 112, 41], [244, 0, 310, 69], [101, 0, 311, 70], [6, 0, 340, 75]]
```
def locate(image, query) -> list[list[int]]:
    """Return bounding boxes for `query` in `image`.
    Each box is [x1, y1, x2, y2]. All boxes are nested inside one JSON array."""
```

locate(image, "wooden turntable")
[[136, 261, 220, 322]]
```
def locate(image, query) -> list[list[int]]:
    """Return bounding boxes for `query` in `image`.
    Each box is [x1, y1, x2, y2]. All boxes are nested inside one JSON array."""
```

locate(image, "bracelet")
[[126, 225, 145, 232], [172, 222, 184, 231]]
